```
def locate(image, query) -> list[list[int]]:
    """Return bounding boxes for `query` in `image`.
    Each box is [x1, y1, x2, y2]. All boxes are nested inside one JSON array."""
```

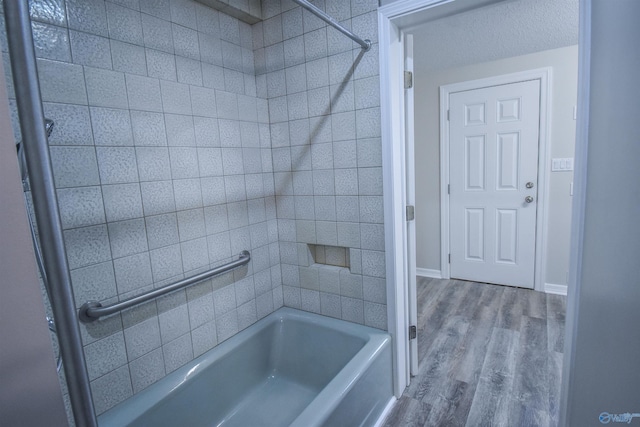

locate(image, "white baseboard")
[[416, 268, 442, 279], [373, 397, 397, 427], [544, 283, 568, 296]]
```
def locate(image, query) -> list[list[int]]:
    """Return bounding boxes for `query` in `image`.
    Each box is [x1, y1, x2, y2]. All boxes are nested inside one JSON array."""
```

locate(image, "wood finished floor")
[[383, 278, 566, 427]]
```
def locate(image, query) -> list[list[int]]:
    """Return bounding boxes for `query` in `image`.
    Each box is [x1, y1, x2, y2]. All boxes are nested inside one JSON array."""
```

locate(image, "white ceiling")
[[409, 0, 579, 71]]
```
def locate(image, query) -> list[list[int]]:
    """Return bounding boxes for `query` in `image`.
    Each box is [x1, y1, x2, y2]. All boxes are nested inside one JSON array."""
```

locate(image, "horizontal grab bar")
[[79, 251, 251, 323]]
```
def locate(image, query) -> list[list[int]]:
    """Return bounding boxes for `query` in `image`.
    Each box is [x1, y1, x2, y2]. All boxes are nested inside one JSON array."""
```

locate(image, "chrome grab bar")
[[291, 0, 371, 51], [79, 251, 251, 323]]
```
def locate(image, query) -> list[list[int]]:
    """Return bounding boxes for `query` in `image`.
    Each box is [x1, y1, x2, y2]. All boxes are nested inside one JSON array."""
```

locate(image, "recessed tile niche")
[[308, 244, 350, 269]]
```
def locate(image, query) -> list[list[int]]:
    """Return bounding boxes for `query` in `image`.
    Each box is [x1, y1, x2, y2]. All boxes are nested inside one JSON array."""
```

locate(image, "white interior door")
[[404, 34, 418, 377], [449, 80, 540, 288]]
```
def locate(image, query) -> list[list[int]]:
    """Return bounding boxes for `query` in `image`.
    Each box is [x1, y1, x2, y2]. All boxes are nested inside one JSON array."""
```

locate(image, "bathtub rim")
[[98, 307, 390, 427]]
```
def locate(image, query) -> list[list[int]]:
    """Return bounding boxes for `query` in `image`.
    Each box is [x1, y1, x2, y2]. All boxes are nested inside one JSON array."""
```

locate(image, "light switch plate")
[[552, 158, 574, 171]]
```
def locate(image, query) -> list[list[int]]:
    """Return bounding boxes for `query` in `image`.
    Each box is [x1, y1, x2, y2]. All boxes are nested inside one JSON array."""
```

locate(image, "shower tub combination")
[[99, 308, 393, 427]]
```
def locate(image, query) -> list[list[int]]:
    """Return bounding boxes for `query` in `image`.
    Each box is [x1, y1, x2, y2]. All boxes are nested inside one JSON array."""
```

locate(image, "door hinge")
[[448, 254, 451, 263], [448, 184, 450, 195], [447, 109, 450, 121], [406, 205, 415, 221], [409, 325, 417, 340], [404, 71, 413, 89]]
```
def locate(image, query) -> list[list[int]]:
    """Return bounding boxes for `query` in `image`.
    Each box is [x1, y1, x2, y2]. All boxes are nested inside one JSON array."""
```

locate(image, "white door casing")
[[404, 34, 419, 376], [449, 80, 540, 288]]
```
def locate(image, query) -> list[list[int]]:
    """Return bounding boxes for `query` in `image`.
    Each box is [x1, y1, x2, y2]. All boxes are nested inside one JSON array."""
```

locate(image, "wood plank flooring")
[[383, 278, 566, 427]]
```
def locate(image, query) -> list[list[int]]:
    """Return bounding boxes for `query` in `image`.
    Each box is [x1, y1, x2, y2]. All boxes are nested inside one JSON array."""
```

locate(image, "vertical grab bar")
[[2, 1, 98, 426]]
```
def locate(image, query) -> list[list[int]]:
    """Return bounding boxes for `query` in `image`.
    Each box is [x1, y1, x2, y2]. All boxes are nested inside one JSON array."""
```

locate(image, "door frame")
[[439, 69, 552, 292], [378, 0, 511, 398]]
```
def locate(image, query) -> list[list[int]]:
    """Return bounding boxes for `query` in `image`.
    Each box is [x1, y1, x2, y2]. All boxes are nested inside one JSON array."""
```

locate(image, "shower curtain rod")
[[291, 0, 372, 51]]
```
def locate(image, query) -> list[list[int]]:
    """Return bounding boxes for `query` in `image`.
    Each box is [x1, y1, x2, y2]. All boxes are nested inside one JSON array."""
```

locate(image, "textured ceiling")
[[410, 0, 579, 71]]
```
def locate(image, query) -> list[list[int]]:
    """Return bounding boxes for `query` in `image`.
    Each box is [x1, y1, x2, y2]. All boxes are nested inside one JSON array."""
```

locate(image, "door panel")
[[449, 80, 540, 288]]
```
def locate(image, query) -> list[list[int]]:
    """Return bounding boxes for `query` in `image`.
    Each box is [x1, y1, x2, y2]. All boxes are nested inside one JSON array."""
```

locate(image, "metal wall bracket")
[[409, 325, 417, 340]]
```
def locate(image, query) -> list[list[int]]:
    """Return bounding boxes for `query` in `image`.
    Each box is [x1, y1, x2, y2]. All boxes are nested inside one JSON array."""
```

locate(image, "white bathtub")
[[98, 307, 393, 427]]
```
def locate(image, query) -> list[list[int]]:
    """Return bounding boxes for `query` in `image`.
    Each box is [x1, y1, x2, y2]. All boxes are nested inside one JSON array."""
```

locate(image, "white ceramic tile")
[[140, 0, 171, 20], [102, 183, 144, 221], [85, 67, 129, 109], [140, 180, 176, 215], [71, 261, 118, 306], [64, 225, 112, 269], [141, 13, 174, 53], [145, 212, 180, 249], [164, 113, 196, 146], [43, 103, 94, 146], [163, 333, 193, 373], [131, 110, 167, 146], [195, 3, 220, 37], [364, 301, 386, 330], [282, 36, 305, 70], [316, 221, 338, 246], [37, 58, 87, 104], [125, 74, 163, 112], [172, 23, 200, 60], [96, 146, 139, 184], [218, 12, 240, 45], [173, 178, 203, 210], [129, 348, 165, 393], [224, 175, 247, 203], [169, 147, 199, 179], [108, 218, 149, 259], [264, 42, 284, 72], [337, 222, 361, 248], [331, 111, 356, 141], [146, 48, 177, 81], [90, 107, 133, 146], [177, 208, 206, 241], [201, 63, 225, 90], [282, 7, 303, 40], [330, 81, 355, 113], [304, 28, 327, 63], [314, 196, 336, 221], [356, 107, 381, 138], [49, 146, 100, 188], [106, 2, 144, 45], [169, 0, 197, 29], [32, 22, 71, 62], [197, 147, 223, 177], [150, 243, 184, 281], [114, 252, 153, 293], [200, 176, 226, 206], [57, 186, 105, 229], [341, 296, 364, 324], [215, 91, 239, 120], [111, 40, 147, 75], [223, 69, 245, 94], [160, 80, 192, 115], [67, 0, 109, 37], [90, 365, 132, 415], [199, 33, 223, 66]]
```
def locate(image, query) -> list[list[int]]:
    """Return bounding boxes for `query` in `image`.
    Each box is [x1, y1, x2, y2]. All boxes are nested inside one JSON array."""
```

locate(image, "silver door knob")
[[526, 182, 534, 189], [525, 196, 534, 203]]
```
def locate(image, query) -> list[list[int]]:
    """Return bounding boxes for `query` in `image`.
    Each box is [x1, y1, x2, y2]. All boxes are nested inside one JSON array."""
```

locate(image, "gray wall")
[[1, 0, 384, 418], [562, 0, 640, 425], [0, 53, 68, 426], [413, 45, 578, 287]]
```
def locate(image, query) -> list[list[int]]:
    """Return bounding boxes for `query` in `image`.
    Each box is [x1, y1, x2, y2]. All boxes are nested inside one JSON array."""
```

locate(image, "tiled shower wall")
[[1, 0, 386, 421], [2, 0, 282, 417], [254, 0, 386, 329]]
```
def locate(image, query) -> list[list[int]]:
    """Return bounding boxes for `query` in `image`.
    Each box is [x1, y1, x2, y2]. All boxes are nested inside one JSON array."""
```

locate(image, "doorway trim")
[[378, 0, 509, 398], [439, 69, 552, 292]]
